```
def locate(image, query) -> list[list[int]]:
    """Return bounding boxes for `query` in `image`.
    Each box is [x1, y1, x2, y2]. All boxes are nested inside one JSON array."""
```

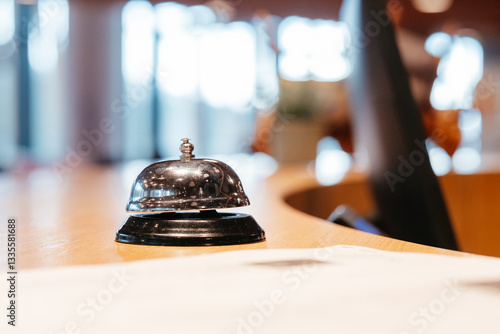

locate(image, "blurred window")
[[30, 0, 70, 163], [2, 1, 355, 169], [0, 0, 69, 169], [428, 34, 483, 111], [0, 0, 17, 169], [0, 0, 15, 45], [121, 1, 257, 158], [426, 32, 484, 174], [277, 16, 350, 82]]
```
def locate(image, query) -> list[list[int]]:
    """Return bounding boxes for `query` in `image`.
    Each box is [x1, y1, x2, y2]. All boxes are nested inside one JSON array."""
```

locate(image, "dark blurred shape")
[[340, 0, 458, 249], [16, 3, 36, 151], [328, 205, 386, 236]]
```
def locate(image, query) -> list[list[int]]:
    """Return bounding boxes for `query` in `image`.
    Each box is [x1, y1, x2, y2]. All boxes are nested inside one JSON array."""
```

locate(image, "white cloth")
[[4, 246, 500, 334]]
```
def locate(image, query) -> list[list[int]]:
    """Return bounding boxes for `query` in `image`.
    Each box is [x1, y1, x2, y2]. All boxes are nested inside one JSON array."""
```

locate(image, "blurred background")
[[1, 0, 500, 183]]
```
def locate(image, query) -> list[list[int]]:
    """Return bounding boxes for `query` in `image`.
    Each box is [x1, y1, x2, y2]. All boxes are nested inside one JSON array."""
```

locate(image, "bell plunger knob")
[[179, 138, 195, 162]]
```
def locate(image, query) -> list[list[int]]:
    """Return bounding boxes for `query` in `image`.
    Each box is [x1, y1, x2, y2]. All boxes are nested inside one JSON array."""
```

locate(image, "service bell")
[[115, 138, 265, 246]]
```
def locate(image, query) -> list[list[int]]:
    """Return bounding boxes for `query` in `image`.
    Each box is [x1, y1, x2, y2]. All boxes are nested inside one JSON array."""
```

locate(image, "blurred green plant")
[[276, 80, 323, 121]]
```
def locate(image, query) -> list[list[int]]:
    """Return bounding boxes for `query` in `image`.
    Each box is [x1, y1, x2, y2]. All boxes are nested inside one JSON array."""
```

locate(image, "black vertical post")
[[340, 0, 458, 250], [16, 3, 36, 151], [151, 29, 161, 159]]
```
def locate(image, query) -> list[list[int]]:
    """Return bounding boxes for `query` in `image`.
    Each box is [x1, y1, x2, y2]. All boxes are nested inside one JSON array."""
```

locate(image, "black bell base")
[[115, 210, 265, 246]]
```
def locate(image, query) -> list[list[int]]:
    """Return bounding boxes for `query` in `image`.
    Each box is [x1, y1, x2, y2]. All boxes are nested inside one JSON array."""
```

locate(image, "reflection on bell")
[[115, 138, 266, 246]]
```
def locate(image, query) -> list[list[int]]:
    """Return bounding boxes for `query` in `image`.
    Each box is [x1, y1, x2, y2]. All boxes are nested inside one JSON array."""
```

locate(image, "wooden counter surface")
[[0, 162, 469, 270]]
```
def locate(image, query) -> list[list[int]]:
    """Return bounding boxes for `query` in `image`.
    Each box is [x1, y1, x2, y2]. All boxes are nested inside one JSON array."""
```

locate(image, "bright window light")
[[278, 53, 309, 81], [28, 0, 70, 74], [0, 52, 16, 169], [155, 2, 193, 32], [429, 147, 452, 176], [38, 0, 70, 46], [315, 137, 352, 185], [155, 4, 219, 97], [278, 16, 351, 82], [190, 5, 217, 25], [452, 147, 481, 174], [121, 1, 268, 157], [23, 0, 70, 163], [122, 0, 155, 85], [429, 36, 483, 110], [155, 2, 197, 97], [459, 108, 482, 143], [0, 0, 15, 46], [425, 32, 452, 58], [199, 22, 256, 110], [426, 140, 452, 176], [28, 30, 59, 73], [310, 54, 351, 82], [427, 34, 484, 173], [310, 20, 347, 55], [278, 16, 313, 52], [157, 30, 198, 97]]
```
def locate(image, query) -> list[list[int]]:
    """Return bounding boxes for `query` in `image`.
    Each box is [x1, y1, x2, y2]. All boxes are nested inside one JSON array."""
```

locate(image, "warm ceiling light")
[[412, 0, 453, 13]]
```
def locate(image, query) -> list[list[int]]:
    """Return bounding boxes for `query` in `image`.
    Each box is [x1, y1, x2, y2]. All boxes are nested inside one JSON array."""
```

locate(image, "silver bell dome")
[[126, 138, 250, 213]]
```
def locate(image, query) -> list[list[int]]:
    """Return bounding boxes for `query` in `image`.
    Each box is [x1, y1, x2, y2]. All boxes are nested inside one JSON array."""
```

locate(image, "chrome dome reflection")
[[126, 139, 250, 213]]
